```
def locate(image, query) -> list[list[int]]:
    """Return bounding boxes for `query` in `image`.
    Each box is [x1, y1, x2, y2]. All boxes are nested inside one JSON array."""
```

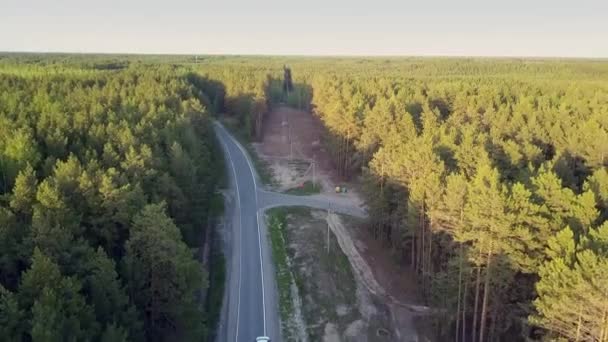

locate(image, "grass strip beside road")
[[266, 208, 297, 340], [205, 192, 227, 340], [204, 125, 228, 336]]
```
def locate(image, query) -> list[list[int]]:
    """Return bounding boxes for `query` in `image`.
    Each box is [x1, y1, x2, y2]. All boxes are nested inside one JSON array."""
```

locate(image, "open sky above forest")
[[1, 0, 607, 57]]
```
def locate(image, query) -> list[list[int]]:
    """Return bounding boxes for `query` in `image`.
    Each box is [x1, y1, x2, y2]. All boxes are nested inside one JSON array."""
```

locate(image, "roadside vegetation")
[[284, 180, 322, 196], [266, 208, 298, 340], [205, 253, 225, 338], [205, 192, 227, 339]]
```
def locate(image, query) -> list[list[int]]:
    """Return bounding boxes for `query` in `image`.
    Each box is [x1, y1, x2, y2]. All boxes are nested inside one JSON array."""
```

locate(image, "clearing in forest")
[[275, 207, 394, 341], [257, 105, 428, 341], [254, 105, 361, 206]]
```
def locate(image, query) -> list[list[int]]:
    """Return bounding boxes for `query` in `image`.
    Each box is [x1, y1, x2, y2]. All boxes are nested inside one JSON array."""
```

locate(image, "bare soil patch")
[[342, 216, 429, 341], [282, 207, 393, 341], [254, 105, 359, 197]]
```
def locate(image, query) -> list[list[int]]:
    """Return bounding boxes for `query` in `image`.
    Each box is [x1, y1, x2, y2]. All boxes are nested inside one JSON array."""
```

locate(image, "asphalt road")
[[214, 122, 279, 342], [214, 121, 366, 342]]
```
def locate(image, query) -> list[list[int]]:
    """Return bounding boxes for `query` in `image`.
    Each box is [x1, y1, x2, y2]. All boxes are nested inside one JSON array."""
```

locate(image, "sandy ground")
[[283, 208, 393, 342], [332, 214, 429, 342], [254, 106, 359, 195], [257, 106, 427, 341], [254, 105, 365, 208]]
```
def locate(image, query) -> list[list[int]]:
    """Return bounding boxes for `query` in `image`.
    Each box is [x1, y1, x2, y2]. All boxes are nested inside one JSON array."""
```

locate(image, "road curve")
[[214, 121, 367, 342], [214, 122, 281, 342]]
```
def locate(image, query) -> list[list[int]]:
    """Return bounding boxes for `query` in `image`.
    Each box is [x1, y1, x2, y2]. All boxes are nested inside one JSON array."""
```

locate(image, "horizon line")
[[1, 50, 607, 61]]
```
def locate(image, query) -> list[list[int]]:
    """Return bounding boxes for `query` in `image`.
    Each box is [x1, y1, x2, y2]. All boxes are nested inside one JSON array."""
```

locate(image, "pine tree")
[[20, 249, 99, 341], [463, 164, 509, 342], [431, 173, 469, 340], [0, 207, 29, 289], [9, 164, 37, 217], [84, 248, 143, 341], [2, 128, 41, 189], [123, 204, 206, 341], [0, 284, 24, 340], [585, 168, 608, 221], [531, 223, 608, 341]]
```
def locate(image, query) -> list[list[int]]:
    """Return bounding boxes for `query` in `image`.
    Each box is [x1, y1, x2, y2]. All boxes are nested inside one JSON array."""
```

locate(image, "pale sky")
[[1, 0, 607, 57]]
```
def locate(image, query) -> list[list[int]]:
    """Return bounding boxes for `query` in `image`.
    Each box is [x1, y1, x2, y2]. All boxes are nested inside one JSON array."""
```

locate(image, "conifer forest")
[[0, 53, 607, 341]]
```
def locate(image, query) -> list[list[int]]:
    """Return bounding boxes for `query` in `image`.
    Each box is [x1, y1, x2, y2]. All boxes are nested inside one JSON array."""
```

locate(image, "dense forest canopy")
[[316, 63, 607, 342], [0, 53, 607, 341], [0, 58, 223, 341]]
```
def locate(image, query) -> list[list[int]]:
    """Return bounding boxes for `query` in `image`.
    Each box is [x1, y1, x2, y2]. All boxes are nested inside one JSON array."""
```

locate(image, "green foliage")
[[532, 223, 608, 341], [30, 280, 98, 342], [266, 208, 296, 339], [0, 284, 25, 340], [205, 252, 225, 339], [100, 323, 129, 342], [0, 59, 223, 341], [0, 206, 29, 290], [22, 249, 99, 341], [586, 168, 608, 222], [84, 248, 142, 340], [124, 204, 206, 341], [0, 128, 41, 192], [10, 164, 37, 217]]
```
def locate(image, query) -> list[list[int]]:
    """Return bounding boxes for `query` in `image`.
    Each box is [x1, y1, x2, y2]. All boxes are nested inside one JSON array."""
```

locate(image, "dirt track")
[[327, 213, 425, 342]]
